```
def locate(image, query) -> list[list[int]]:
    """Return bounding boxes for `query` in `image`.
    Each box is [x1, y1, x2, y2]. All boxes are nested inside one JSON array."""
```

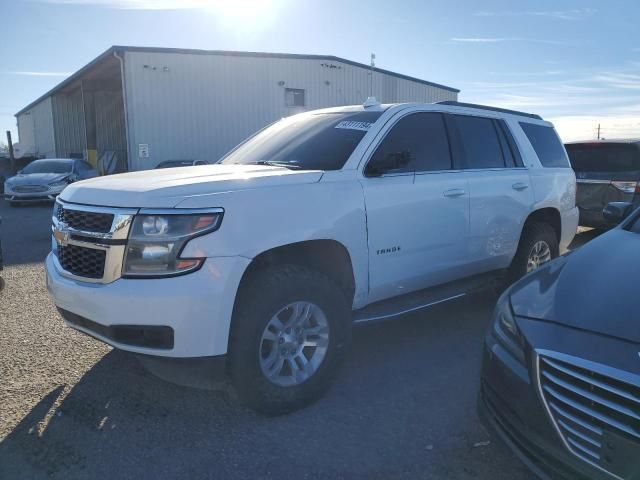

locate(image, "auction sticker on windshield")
[[334, 121, 373, 131]]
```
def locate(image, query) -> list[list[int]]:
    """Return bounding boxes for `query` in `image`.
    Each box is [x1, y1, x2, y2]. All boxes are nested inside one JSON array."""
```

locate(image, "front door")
[[360, 111, 470, 303]]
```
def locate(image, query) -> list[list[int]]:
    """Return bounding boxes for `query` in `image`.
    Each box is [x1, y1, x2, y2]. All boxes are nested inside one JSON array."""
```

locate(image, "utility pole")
[[369, 53, 376, 98], [6, 131, 15, 174], [597, 123, 601, 140]]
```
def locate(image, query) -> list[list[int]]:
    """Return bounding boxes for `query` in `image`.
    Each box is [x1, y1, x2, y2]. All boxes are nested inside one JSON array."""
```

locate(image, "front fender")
[[178, 179, 370, 308]]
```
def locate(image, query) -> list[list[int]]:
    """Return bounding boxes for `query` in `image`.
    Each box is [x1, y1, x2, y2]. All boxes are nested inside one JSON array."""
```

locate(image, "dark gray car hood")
[[510, 228, 640, 343], [6, 173, 70, 185]]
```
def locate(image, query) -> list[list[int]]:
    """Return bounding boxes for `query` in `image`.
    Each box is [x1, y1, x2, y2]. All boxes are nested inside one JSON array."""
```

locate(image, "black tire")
[[228, 264, 351, 415], [509, 221, 559, 282]]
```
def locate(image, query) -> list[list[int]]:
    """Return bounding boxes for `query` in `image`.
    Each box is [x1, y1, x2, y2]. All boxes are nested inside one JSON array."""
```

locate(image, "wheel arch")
[[522, 207, 561, 243]]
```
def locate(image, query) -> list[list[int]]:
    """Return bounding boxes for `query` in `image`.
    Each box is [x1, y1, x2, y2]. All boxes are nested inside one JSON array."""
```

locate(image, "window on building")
[[285, 88, 305, 107], [520, 122, 570, 168], [367, 113, 452, 174], [451, 115, 506, 169]]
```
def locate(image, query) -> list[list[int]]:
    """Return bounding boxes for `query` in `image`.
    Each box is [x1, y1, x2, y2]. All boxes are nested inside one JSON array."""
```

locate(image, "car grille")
[[539, 354, 640, 473], [57, 244, 106, 279], [13, 185, 48, 193], [56, 205, 114, 233]]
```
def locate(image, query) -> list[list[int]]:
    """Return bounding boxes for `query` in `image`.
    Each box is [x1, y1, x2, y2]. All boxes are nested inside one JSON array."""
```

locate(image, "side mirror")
[[366, 150, 412, 176], [603, 202, 634, 224]]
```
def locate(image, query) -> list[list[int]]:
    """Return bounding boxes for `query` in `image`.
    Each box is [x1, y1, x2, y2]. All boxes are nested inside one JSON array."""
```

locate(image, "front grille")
[[539, 354, 640, 473], [14, 185, 48, 193], [56, 206, 114, 233], [57, 244, 106, 279]]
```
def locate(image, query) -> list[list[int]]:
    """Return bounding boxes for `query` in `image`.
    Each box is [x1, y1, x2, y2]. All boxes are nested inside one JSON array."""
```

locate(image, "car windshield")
[[219, 111, 383, 171], [566, 143, 640, 172], [22, 160, 73, 174]]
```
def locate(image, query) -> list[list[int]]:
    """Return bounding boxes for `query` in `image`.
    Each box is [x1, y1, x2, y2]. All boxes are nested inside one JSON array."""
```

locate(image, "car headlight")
[[492, 291, 525, 364], [49, 178, 70, 188], [122, 210, 223, 277]]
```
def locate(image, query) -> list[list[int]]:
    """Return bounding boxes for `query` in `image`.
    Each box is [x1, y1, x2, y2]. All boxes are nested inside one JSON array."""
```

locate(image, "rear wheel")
[[229, 264, 351, 415], [509, 222, 559, 281]]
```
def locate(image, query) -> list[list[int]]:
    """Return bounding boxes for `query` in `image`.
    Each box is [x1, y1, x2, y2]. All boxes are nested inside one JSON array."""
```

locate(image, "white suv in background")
[[46, 100, 578, 414]]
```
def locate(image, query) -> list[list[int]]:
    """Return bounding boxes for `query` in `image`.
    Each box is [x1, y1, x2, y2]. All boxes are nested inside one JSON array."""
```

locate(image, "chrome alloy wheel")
[[259, 301, 330, 387], [527, 240, 552, 272]]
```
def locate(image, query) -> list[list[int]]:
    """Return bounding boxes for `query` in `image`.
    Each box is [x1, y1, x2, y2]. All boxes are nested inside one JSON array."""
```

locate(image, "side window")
[[494, 120, 516, 168], [451, 115, 506, 169], [496, 120, 524, 167], [368, 112, 452, 174], [519, 122, 570, 168]]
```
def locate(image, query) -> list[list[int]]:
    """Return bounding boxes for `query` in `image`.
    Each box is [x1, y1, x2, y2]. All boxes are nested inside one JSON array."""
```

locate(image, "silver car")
[[4, 158, 98, 205]]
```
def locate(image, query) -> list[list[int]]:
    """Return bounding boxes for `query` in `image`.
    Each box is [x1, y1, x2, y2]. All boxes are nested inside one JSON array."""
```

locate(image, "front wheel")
[[228, 265, 351, 415], [509, 222, 559, 282]]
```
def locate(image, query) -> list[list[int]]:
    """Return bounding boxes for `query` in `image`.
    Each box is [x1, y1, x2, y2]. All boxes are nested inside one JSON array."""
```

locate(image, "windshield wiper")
[[246, 160, 302, 170]]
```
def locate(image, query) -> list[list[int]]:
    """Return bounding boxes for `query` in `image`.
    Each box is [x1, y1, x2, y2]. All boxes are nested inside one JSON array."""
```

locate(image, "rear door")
[[566, 143, 640, 226], [447, 114, 533, 273]]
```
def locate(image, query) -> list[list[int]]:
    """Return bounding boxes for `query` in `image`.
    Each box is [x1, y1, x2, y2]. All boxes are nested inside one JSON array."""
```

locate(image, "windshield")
[[220, 111, 383, 171], [22, 160, 73, 174], [566, 143, 640, 172]]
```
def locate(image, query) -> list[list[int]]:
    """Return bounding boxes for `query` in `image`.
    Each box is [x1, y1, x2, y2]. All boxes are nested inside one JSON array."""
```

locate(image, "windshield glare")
[[22, 160, 73, 174], [220, 111, 383, 171]]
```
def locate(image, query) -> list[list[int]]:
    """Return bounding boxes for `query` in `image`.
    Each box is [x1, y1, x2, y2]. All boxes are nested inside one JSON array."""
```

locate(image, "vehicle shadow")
[[0, 293, 531, 480]]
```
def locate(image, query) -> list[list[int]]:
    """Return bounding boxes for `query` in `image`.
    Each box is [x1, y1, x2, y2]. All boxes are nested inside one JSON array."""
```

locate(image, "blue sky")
[[1, 0, 639, 145]]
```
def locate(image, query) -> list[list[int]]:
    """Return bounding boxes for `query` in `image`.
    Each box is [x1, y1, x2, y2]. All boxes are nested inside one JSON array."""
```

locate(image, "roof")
[[15, 46, 459, 116]]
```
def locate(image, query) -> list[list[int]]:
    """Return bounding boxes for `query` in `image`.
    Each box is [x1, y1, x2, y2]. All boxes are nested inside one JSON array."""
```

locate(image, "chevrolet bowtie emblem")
[[53, 222, 71, 247]]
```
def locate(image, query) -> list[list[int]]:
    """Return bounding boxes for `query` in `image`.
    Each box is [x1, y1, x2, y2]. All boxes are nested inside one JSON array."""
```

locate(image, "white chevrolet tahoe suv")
[[46, 101, 578, 414]]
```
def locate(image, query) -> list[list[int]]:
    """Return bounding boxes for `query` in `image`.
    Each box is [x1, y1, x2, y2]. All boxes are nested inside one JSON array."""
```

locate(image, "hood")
[[510, 228, 640, 343], [59, 164, 324, 208], [6, 172, 70, 185]]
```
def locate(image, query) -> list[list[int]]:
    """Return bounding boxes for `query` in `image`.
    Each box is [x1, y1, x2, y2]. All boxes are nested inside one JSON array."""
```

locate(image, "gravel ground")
[[0, 200, 599, 479]]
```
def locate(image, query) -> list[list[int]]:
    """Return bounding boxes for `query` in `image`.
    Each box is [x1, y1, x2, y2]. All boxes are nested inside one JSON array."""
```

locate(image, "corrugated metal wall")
[[52, 90, 86, 157], [95, 89, 127, 170], [124, 51, 457, 170], [16, 97, 56, 157]]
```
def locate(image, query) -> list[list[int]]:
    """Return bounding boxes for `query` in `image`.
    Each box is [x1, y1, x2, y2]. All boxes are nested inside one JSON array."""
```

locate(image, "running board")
[[352, 270, 504, 324]]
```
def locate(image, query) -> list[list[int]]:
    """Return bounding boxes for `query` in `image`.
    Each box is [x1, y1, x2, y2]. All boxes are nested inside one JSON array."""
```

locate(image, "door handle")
[[443, 188, 466, 198], [512, 182, 529, 191]]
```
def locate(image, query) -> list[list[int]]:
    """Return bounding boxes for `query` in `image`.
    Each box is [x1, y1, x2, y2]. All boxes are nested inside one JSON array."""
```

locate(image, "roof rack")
[[436, 101, 542, 120]]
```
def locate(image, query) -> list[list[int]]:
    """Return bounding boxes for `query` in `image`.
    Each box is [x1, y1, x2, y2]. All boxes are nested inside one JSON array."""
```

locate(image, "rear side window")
[[520, 123, 570, 168], [451, 115, 506, 169], [369, 112, 452, 173], [565, 143, 640, 172]]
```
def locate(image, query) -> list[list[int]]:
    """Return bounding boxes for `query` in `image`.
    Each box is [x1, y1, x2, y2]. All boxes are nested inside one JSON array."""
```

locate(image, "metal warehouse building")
[[15, 46, 459, 172]]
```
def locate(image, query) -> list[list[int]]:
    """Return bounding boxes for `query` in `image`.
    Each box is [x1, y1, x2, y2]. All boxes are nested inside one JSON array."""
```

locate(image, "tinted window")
[[369, 113, 451, 174], [566, 143, 640, 172], [22, 159, 73, 174], [496, 120, 524, 167], [220, 111, 383, 171], [520, 122, 570, 168], [453, 115, 505, 169]]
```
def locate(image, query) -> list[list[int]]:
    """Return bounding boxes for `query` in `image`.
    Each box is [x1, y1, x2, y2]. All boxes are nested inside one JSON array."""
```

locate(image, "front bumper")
[[4, 186, 64, 202], [46, 252, 250, 357], [479, 323, 620, 480]]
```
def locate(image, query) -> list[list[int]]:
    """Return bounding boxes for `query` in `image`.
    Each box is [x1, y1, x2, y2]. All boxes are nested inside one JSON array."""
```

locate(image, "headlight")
[[49, 179, 70, 188], [492, 291, 525, 364], [123, 210, 223, 277]]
